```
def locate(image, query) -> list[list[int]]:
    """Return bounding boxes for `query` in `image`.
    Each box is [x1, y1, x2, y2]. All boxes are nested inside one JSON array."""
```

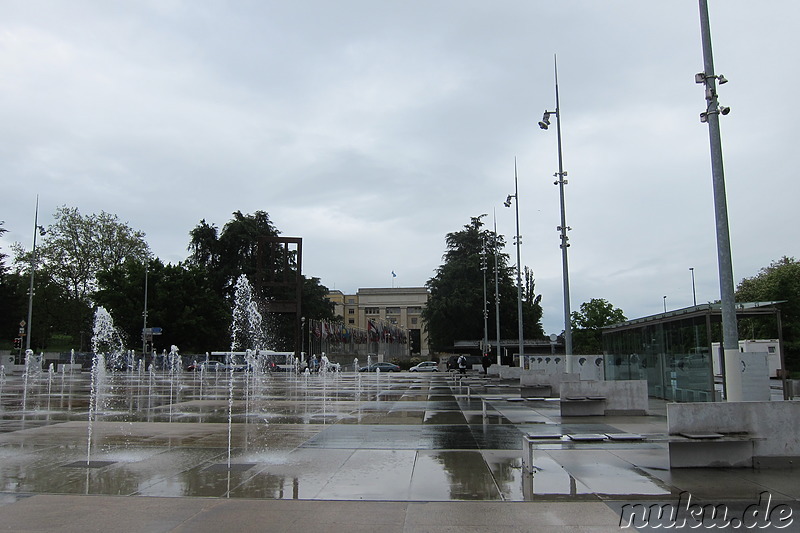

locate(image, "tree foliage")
[[14, 206, 151, 302], [188, 211, 282, 298], [735, 256, 800, 370], [186, 211, 333, 351], [0, 220, 7, 276], [10, 206, 150, 350], [0, 221, 24, 348], [570, 298, 626, 355], [422, 215, 544, 353], [95, 259, 229, 354], [4, 207, 334, 354]]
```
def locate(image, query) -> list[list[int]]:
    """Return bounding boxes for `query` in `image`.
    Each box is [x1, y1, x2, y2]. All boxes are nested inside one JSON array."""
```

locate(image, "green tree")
[[12, 207, 150, 350], [187, 211, 334, 351], [0, 220, 7, 274], [0, 221, 23, 349], [2, 221, 76, 351], [423, 215, 543, 353], [570, 298, 626, 354], [523, 266, 545, 340], [188, 211, 281, 298], [735, 256, 800, 371], [95, 259, 230, 354]]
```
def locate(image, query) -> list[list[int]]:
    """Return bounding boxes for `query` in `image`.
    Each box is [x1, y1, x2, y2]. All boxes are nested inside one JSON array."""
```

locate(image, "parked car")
[[197, 361, 226, 372], [409, 361, 440, 372], [359, 362, 401, 372], [197, 361, 247, 372]]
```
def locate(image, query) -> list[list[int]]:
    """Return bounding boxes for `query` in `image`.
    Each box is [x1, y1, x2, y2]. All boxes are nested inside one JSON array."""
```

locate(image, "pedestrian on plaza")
[[458, 354, 467, 375], [481, 354, 491, 375]]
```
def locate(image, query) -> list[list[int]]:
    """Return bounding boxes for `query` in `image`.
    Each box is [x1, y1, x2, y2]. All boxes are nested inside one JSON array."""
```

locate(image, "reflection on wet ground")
[[0, 369, 797, 505]]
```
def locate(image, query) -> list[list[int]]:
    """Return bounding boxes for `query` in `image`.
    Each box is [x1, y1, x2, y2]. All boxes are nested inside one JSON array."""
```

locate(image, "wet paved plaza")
[[0, 368, 798, 530]]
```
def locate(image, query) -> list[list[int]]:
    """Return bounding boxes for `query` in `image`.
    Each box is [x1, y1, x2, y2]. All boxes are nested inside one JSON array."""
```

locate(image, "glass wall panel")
[[603, 315, 713, 402]]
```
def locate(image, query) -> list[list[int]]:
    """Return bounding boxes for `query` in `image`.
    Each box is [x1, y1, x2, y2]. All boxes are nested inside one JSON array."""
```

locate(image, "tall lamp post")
[[697, 0, 740, 402], [25, 196, 45, 352], [142, 265, 149, 362], [690, 267, 697, 306], [481, 238, 489, 357], [493, 211, 502, 366], [504, 160, 524, 364], [539, 57, 573, 372]]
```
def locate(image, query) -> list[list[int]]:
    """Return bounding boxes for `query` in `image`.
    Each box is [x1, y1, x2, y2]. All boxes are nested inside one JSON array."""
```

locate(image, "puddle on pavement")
[[2, 371, 777, 502]]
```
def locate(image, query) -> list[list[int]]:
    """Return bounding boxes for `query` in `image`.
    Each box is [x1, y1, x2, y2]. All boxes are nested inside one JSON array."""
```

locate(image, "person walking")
[[481, 353, 491, 375], [458, 354, 467, 375]]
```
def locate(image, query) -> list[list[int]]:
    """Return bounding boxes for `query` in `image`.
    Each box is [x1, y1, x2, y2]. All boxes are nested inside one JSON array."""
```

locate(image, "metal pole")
[[142, 265, 148, 361], [481, 239, 489, 357], [25, 196, 39, 351], [690, 267, 697, 306], [554, 58, 573, 370], [514, 160, 524, 363], [493, 212, 501, 366], [698, 0, 741, 401]]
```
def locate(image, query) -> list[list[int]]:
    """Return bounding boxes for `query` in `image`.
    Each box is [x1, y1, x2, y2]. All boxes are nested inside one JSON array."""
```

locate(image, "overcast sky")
[[2, 1, 798, 336]]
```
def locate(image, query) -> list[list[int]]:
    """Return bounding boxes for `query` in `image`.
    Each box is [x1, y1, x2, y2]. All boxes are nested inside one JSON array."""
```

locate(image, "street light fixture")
[[690, 267, 697, 306], [538, 111, 553, 130], [539, 56, 573, 372], [504, 159, 524, 364]]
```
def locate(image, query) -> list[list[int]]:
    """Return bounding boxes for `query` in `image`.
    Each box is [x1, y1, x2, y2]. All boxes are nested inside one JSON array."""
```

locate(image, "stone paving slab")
[[1, 371, 798, 531], [0, 494, 626, 533]]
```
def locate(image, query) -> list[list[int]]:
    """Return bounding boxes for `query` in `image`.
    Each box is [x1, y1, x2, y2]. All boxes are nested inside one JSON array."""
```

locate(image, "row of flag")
[[367, 318, 407, 344], [310, 319, 407, 345]]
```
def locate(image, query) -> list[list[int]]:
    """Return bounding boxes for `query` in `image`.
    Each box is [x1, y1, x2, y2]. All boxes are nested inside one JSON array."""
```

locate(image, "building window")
[[407, 306, 422, 314], [388, 317, 397, 324], [411, 317, 418, 325], [768, 346, 776, 353], [347, 298, 356, 304], [348, 319, 355, 325], [348, 308, 355, 315], [365, 307, 379, 315], [386, 307, 401, 314]]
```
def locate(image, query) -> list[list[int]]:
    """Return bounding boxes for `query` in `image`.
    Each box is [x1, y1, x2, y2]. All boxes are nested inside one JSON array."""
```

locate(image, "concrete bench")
[[523, 397, 559, 403], [559, 395, 607, 416], [668, 432, 757, 468], [522, 432, 647, 472], [520, 384, 552, 397], [480, 397, 508, 417], [522, 433, 564, 472]]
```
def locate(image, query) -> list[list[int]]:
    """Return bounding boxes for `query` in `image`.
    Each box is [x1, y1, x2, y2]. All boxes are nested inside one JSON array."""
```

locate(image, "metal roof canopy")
[[602, 301, 788, 400], [602, 301, 784, 333]]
